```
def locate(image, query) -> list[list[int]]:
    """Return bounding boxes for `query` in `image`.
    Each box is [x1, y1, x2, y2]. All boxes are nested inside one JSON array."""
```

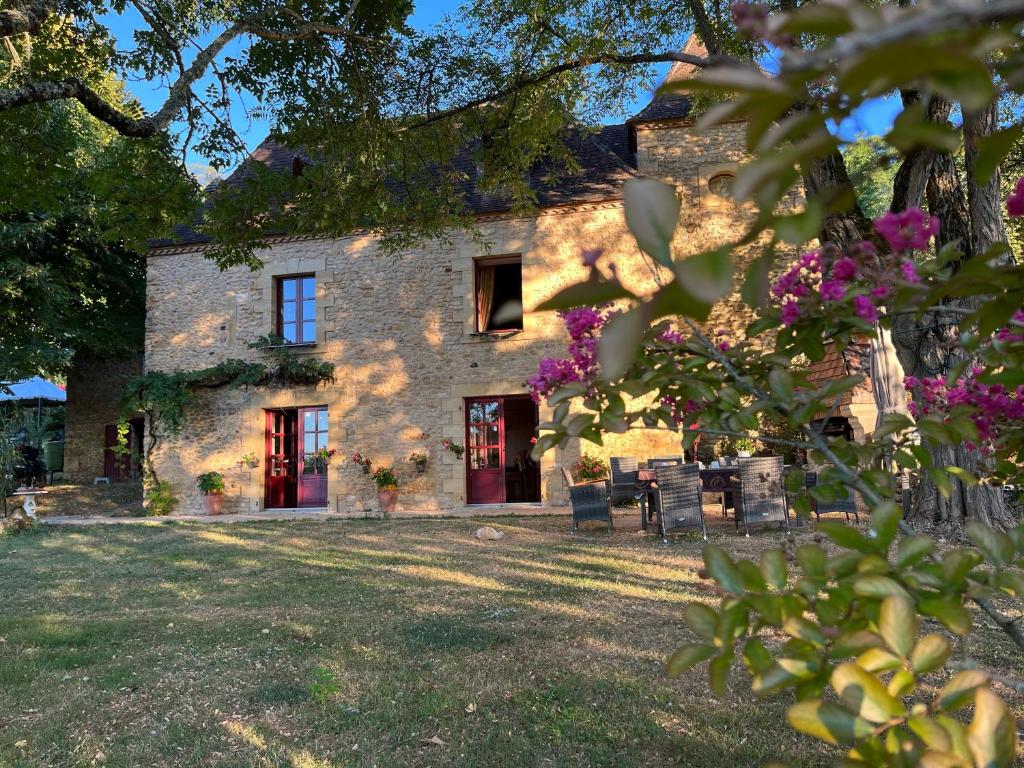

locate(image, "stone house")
[[144, 60, 802, 516]]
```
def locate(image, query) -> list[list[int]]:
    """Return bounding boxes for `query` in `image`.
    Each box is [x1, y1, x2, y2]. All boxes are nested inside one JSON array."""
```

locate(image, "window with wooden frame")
[[474, 255, 523, 333], [276, 274, 316, 344]]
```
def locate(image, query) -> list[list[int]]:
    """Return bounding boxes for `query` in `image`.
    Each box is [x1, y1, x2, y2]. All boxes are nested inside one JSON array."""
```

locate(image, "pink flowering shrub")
[[906, 368, 1024, 455], [769, 209, 933, 327], [527, 304, 614, 402], [1007, 178, 1024, 217]]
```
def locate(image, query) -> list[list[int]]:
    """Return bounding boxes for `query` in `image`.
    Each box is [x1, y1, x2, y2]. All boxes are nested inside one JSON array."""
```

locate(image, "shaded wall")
[[63, 353, 142, 481]]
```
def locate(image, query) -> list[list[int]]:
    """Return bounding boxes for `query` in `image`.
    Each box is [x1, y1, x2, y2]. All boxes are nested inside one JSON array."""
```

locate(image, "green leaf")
[[708, 652, 732, 696], [597, 307, 645, 381], [817, 521, 875, 553], [623, 177, 679, 267], [936, 670, 989, 712], [879, 595, 917, 657], [911, 634, 952, 675], [760, 549, 787, 591], [941, 550, 983, 586], [965, 521, 1014, 567], [929, 468, 954, 498], [830, 662, 906, 723], [674, 248, 733, 305], [897, 535, 935, 567], [908, 716, 952, 753], [887, 669, 916, 698], [787, 700, 873, 746], [666, 643, 717, 677], [967, 688, 1016, 768], [796, 544, 827, 583], [936, 714, 972, 761], [852, 576, 909, 600], [868, 502, 901, 551], [741, 252, 772, 310], [974, 125, 1024, 185], [683, 603, 718, 641], [752, 658, 818, 695], [856, 647, 902, 673], [535, 277, 634, 312], [887, 103, 961, 153], [783, 616, 826, 647], [703, 544, 744, 594], [918, 598, 971, 636], [742, 638, 773, 674]]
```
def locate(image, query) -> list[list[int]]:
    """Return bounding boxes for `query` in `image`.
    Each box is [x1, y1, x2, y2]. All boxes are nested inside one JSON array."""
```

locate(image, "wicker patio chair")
[[610, 456, 649, 527], [654, 464, 707, 542], [805, 470, 859, 523], [568, 479, 613, 532], [732, 456, 790, 536]]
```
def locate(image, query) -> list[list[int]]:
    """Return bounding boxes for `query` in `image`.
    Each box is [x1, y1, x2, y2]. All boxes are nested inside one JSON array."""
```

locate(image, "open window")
[[475, 255, 523, 333], [276, 274, 316, 344]]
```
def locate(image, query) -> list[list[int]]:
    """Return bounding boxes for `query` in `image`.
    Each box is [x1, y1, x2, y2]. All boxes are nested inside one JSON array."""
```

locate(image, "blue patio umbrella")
[[0, 377, 66, 404]]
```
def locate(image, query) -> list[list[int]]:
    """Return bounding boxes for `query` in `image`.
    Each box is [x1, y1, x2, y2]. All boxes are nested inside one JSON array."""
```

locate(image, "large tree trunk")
[[802, 149, 875, 250], [891, 98, 1015, 529]]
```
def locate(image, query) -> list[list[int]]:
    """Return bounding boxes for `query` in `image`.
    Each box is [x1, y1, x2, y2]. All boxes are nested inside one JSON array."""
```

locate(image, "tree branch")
[[0, 0, 54, 37], [0, 2, 366, 136], [406, 50, 713, 130]]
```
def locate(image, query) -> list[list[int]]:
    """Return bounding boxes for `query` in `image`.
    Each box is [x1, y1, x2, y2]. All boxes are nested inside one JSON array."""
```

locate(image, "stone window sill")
[[470, 329, 522, 340]]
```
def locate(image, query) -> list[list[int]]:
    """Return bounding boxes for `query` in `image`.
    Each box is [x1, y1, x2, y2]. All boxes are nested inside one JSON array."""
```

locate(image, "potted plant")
[[237, 452, 260, 470], [573, 452, 608, 481], [352, 452, 372, 474], [440, 439, 465, 460], [197, 471, 225, 515], [408, 452, 428, 473], [372, 466, 399, 517], [734, 437, 756, 458]]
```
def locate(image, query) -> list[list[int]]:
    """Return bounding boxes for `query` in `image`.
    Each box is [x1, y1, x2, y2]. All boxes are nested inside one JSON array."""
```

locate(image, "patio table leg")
[[640, 495, 648, 530]]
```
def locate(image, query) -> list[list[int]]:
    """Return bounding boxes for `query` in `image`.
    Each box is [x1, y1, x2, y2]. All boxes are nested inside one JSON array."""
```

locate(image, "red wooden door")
[[298, 407, 328, 507], [466, 397, 504, 504], [103, 424, 131, 482], [265, 410, 297, 508]]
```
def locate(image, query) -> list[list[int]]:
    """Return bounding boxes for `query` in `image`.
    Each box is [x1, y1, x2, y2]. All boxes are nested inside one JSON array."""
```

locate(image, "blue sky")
[[106, 1, 900, 175]]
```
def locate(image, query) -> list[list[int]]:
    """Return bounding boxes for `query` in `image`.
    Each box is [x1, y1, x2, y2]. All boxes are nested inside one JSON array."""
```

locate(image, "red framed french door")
[[466, 397, 505, 504], [265, 410, 297, 509], [298, 406, 328, 507]]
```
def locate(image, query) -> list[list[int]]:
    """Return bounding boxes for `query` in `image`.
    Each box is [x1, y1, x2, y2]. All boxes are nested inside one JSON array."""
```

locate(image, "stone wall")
[[64, 353, 142, 481], [145, 118, 770, 514]]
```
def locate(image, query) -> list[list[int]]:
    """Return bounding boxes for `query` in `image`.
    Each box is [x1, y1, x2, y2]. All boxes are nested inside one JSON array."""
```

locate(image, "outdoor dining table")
[[635, 469, 658, 530], [699, 467, 738, 516]]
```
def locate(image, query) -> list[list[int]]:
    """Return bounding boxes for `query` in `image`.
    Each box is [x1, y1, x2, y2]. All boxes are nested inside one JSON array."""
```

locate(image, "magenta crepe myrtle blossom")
[[874, 208, 940, 252], [853, 295, 878, 323], [819, 280, 845, 302], [1007, 178, 1024, 217], [528, 305, 613, 402], [657, 327, 686, 344], [781, 300, 801, 326], [906, 368, 1024, 454], [900, 260, 921, 283], [832, 257, 858, 282]]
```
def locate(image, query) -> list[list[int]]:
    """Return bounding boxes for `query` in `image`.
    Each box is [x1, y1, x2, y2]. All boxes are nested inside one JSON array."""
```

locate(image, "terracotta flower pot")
[[203, 493, 225, 516], [377, 487, 398, 517]]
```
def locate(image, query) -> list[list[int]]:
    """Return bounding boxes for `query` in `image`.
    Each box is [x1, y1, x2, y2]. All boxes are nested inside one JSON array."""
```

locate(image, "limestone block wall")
[[64, 353, 143, 480], [145, 118, 783, 514], [146, 203, 689, 514]]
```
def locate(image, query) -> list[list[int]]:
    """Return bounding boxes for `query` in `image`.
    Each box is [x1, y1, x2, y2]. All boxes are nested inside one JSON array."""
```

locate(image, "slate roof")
[[150, 93, 690, 249]]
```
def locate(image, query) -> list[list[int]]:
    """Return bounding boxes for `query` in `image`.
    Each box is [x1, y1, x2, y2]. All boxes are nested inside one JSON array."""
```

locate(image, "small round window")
[[707, 172, 735, 199]]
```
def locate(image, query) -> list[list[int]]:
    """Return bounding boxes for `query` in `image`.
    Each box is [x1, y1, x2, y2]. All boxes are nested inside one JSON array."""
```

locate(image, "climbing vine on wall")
[[121, 336, 336, 498]]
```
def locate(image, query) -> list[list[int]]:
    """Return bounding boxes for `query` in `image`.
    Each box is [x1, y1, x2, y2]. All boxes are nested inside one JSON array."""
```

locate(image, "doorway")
[[465, 395, 540, 505], [264, 406, 328, 509], [103, 417, 144, 482]]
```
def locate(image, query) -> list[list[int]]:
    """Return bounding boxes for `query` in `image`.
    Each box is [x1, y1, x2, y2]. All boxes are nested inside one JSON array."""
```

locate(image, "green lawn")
[[0, 516, 1019, 767]]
